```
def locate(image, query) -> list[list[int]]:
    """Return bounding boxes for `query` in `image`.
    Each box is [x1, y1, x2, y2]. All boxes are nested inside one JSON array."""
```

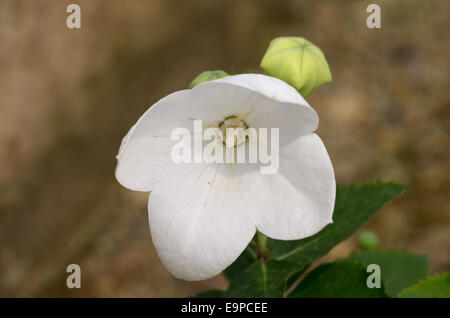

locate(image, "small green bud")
[[260, 37, 332, 97], [188, 70, 229, 89], [358, 231, 379, 251]]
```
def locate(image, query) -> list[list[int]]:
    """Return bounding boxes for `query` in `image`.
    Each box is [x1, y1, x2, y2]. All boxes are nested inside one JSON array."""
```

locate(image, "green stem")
[[256, 231, 268, 260]]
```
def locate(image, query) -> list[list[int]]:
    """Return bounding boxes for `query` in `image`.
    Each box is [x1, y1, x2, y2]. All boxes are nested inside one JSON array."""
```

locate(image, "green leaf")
[[225, 260, 304, 298], [398, 273, 450, 298], [284, 263, 310, 292], [224, 245, 257, 281], [289, 261, 388, 298], [350, 250, 429, 296], [269, 182, 405, 265], [194, 289, 225, 298]]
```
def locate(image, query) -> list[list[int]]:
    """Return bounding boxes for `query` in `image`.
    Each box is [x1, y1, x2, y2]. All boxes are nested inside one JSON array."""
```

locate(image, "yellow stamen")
[[236, 110, 253, 121]]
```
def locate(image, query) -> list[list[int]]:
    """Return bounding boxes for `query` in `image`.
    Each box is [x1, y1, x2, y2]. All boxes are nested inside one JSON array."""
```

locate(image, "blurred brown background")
[[0, 0, 449, 297]]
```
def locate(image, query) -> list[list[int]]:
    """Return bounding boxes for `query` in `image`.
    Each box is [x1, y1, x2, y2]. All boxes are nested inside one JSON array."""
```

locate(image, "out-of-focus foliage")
[[399, 273, 450, 298], [358, 231, 379, 251], [350, 250, 429, 296], [188, 70, 229, 88], [288, 261, 388, 298]]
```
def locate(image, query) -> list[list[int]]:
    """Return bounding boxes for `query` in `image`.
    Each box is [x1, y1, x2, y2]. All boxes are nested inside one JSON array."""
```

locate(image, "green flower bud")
[[358, 231, 379, 251], [260, 37, 332, 97], [188, 70, 229, 89]]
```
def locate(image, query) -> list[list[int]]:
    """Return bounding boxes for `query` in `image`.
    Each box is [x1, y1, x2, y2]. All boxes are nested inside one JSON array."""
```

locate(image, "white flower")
[[115, 74, 336, 281]]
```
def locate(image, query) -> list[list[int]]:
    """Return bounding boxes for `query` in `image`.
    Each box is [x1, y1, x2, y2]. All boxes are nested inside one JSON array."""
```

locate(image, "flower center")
[[218, 112, 251, 148]]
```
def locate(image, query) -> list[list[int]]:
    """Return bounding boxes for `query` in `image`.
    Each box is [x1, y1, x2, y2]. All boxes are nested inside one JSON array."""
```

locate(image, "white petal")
[[251, 134, 336, 240], [116, 135, 204, 192], [116, 74, 318, 191], [148, 163, 256, 281], [197, 74, 319, 139], [213, 73, 309, 105], [115, 89, 214, 191]]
